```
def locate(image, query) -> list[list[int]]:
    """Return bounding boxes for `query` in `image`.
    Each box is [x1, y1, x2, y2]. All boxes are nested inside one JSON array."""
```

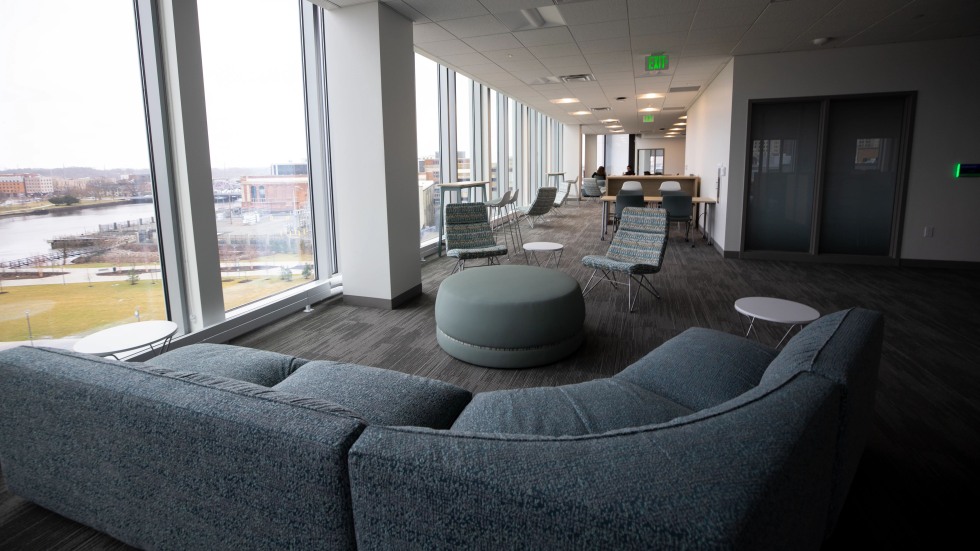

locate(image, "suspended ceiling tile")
[[568, 19, 630, 42], [400, 0, 489, 22], [462, 33, 525, 51], [514, 26, 577, 47], [555, 0, 628, 25], [417, 39, 478, 56], [439, 15, 511, 38], [413, 23, 456, 43], [629, 12, 696, 34], [626, 0, 697, 18]]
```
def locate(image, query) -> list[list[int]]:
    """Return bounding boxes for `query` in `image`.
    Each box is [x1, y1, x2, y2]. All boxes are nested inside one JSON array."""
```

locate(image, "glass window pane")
[[490, 90, 499, 198], [415, 54, 440, 246], [0, 0, 167, 349], [819, 97, 905, 256], [198, 0, 314, 312], [745, 101, 821, 252], [455, 74, 472, 183]]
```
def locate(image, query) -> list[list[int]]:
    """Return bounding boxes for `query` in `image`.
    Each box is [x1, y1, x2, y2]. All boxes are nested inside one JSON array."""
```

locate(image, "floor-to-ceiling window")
[[455, 74, 473, 184], [415, 53, 440, 246], [198, 0, 314, 312], [0, 0, 167, 346]]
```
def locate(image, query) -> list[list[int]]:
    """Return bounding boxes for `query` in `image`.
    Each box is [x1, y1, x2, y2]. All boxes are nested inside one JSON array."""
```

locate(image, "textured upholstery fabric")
[[349, 374, 841, 551], [435, 265, 585, 368], [444, 202, 506, 261], [0, 346, 364, 550], [450, 378, 692, 436], [760, 307, 884, 536], [147, 342, 308, 386], [582, 178, 602, 197], [273, 361, 471, 429], [616, 327, 778, 410], [520, 186, 557, 217], [582, 208, 668, 275]]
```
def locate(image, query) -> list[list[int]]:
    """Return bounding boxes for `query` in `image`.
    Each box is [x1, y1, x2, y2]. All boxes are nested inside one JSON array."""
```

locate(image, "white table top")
[[734, 297, 819, 324], [523, 241, 563, 251], [73, 320, 178, 357]]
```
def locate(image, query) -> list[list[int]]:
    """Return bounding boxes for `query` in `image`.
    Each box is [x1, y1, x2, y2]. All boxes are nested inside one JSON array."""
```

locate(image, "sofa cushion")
[[273, 361, 472, 429], [450, 378, 693, 436], [147, 343, 308, 386], [615, 327, 778, 411]]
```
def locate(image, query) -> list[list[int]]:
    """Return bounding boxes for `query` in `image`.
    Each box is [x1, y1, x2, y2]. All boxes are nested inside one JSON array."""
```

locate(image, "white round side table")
[[73, 320, 178, 359], [522, 241, 564, 267], [734, 297, 819, 348]]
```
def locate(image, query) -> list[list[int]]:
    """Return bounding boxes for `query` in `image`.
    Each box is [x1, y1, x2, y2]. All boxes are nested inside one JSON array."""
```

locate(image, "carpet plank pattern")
[[2, 200, 977, 549]]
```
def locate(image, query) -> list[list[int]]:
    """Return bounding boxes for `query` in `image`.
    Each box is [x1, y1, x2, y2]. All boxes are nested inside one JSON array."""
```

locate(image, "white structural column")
[[324, 2, 421, 308]]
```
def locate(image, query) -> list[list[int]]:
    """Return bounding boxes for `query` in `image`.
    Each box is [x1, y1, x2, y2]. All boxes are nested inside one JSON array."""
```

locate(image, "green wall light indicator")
[[955, 163, 980, 177], [646, 53, 668, 71], [643, 115, 655, 123]]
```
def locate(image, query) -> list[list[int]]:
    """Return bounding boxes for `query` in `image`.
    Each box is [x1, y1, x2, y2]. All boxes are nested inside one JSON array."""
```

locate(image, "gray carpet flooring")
[[2, 199, 978, 549]]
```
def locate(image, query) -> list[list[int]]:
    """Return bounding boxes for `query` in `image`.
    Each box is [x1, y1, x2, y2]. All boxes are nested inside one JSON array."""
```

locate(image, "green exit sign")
[[646, 53, 668, 71], [643, 115, 655, 123]]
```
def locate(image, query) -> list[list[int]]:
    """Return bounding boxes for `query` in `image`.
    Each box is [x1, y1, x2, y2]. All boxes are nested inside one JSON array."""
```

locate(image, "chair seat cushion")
[[448, 244, 507, 259], [615, 328, 778, 411], [147, 343, 308, 386], [273, 361, 472, 429], [451, 378, 693, 436], [582, 254, 659, 274]]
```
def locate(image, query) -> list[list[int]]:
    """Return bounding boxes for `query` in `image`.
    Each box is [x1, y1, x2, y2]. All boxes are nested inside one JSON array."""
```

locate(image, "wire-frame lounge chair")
[[516, 186, 558, 229], [581, 207, 668, 313], [444, 202, 507, 274]]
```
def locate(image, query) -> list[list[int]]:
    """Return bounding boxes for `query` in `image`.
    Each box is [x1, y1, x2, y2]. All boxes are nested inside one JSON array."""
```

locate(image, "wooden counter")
[[606, 175, 700, 197]]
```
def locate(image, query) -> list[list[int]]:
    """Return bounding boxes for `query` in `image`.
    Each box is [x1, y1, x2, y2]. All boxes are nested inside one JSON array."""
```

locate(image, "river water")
[[0, 203, 156, 263]]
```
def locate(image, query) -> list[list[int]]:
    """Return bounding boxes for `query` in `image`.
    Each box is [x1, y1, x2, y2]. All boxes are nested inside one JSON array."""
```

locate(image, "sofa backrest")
[[0, 346, 365, 551]]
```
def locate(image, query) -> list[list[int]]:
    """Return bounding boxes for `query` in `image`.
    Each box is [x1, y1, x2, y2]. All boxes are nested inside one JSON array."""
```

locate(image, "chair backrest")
[[659, 181, 681, 192], [621, 180, 643, 192], [554, 181, 569, 206], [661, 194, 693, 220], [444, 202, 496, 250], [607, 207, 668, 267], [582, 178, 602, 197], [615, 193, 646, 218], [525, 187, 557, 216], [506, 188, 520, 207], [619, 206, 667, 235]]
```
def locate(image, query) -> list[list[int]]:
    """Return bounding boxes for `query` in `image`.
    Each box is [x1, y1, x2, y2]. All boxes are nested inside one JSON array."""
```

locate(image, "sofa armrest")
[[147, 343, 308, 386]]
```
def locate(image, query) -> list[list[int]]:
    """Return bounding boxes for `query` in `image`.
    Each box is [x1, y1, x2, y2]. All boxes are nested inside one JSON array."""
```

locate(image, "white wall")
[[562, 124, 581, 191], [634, 136, 686, 176], [583, 134, 597, 178], [727, 37, 980, 262], [685, 59, 733, 249]]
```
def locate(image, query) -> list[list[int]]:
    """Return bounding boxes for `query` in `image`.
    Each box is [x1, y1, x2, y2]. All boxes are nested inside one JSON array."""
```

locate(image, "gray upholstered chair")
[[444, 202, 507, 273], [582, 178, 603, 200], [661, 193, 694, 245], [614, 192, 646, 231], [659, 180, 681, 192], [582, 207, 668, 312], [517, 186, 558, 229], [552, 180, 570, 215]]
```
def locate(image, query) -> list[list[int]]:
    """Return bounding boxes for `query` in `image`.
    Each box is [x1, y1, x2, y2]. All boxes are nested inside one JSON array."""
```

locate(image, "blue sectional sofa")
[[0, 308, 883, 550]]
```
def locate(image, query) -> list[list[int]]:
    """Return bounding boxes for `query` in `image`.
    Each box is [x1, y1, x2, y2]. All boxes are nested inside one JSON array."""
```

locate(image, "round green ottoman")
[[435, 265, 585, 368]]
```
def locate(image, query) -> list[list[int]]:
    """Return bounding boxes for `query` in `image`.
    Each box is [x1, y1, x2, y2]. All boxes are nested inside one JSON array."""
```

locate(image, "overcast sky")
[[0, 0, 307, 172]]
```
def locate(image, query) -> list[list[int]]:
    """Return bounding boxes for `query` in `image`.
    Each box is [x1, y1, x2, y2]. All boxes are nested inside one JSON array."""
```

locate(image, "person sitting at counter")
[[624, 165, 635, 175], [592, 166, 606, 179]]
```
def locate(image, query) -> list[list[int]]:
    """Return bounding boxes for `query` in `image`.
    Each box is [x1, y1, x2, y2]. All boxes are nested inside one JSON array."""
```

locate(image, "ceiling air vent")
[[660, 106, 685, 111], [669, 85, 700, 92], [591, 107, 611, 111], [560, 73, 596, 83]]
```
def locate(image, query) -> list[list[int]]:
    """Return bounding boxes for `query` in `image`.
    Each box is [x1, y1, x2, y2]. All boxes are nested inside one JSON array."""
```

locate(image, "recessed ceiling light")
[[639, 107, 659, 113], [610, 128, 624, 132], [637, 93, 663, 99], [606, 124, 622, 128], [600, 118, 619, 123], [550, 97, 579, 104], [615, 96, 627, 101], [675, 122, 687, 125], [678, 115, 687, 119], [570, 110, 591, 115]]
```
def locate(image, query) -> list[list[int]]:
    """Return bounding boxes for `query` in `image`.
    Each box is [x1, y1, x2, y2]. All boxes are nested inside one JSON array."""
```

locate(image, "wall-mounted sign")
[[646, 53, 668, 71], [955, 163, 980, 177], [643, 115, 655, 123]]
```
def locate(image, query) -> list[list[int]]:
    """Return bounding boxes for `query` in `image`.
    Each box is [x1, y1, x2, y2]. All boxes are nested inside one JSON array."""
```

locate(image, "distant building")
[[241, 175, 309, 213], [0, 174, 26, 196], [271, 162, 308, 176]]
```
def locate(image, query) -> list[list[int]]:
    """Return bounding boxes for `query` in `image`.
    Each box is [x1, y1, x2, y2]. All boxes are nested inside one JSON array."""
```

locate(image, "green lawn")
[[0, 276, 313, 342]]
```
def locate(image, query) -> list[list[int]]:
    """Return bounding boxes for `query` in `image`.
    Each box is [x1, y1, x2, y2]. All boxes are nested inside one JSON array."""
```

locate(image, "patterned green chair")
[[444, 202, 507, 273], [516, 186, 558, 229], [581, 207, 668, 313]]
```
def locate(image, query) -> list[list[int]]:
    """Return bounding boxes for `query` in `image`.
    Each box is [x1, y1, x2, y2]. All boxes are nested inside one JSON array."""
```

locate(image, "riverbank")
[[0, 197, 149, 219]]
